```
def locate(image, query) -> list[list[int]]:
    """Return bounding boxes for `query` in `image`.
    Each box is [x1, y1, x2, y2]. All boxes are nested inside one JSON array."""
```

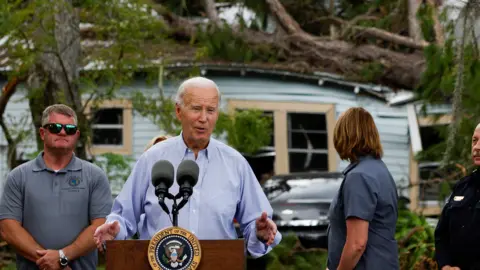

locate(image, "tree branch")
[[203, 0, 219, 23], [321, 16, 429, 50], [267, 0, 429, 50], [408, 0, 424, 42], [122, 0, 427, 89], [0, 78, 22, 169], [442, 3, 469, 168], [426, 0, 445, 45]]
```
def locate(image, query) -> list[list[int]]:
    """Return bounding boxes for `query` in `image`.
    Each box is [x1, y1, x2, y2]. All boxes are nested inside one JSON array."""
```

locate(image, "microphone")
[[151, 160, 174, 215], [176, 160, 199, 201]]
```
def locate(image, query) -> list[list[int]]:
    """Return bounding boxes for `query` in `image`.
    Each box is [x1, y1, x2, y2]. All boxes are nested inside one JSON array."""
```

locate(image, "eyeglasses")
[[43, 123, 78, 135]]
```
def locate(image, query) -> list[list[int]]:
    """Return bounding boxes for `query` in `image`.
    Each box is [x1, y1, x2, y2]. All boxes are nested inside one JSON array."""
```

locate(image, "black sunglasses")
[[43, 123, 78, 135]]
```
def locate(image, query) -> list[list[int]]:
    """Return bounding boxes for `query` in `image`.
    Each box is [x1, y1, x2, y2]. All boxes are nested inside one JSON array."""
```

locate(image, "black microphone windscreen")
[[151, 160, 175, 188], [176, 160, 199, 187]]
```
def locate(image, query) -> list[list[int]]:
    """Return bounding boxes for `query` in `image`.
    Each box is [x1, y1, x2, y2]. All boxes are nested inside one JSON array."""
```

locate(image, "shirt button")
[[192, 209, 196, 213]]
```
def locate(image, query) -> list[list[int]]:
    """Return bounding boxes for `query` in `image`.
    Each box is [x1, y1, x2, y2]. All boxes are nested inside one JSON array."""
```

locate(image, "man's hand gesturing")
[[255, 212, 277, 246], [93, 221, 120, 253]]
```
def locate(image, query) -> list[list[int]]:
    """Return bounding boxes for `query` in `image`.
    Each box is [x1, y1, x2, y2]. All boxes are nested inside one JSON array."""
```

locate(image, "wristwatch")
[[59, 249, 69, 268]]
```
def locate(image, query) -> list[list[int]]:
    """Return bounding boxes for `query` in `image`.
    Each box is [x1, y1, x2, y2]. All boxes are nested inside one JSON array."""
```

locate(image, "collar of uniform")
[[470, 169, 480, 187], [176, 131, 214, 161], [342, 155, 375, 175], [32, 151, 82, 172]]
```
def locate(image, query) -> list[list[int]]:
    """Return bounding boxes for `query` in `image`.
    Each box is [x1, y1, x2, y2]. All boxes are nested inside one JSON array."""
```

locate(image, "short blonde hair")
[[334, 107, 383, 163], [42, 104, 77, 126], [144, 135, 170, 152]]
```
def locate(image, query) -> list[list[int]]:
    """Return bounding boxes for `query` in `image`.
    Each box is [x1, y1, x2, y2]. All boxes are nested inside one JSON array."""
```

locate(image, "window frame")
[[228, 100, 337, 174], [84, 99, 133, 156], [408, 104, 452, 216]]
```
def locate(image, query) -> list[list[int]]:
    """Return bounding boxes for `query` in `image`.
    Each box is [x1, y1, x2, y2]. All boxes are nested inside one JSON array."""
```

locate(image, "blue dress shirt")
[[106, 134, 282, 257]]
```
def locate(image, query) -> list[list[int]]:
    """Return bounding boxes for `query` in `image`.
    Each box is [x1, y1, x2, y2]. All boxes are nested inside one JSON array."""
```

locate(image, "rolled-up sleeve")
[[106, 154, 149, 240], [235, 158, 282, 258], [343, 172, 378, 222]]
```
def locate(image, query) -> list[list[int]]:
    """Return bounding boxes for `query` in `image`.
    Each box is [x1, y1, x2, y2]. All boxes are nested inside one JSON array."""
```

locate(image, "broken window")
[[417, 123, 451, 206], [287, 113, 328, 172]]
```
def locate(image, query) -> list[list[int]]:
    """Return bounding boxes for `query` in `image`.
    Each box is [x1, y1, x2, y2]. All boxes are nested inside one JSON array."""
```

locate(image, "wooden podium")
[[105, 239, 246, 270]]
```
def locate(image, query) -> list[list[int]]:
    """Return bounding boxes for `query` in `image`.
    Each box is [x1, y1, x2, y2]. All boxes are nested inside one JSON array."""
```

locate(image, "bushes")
[[263, 233, 328, 270], [396, 209, 437, 270], [263, 210, 437, 270]]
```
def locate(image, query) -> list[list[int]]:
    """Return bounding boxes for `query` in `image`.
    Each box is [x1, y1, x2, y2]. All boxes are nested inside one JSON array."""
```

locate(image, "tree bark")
[[441, 3, 469, 168], [263, 0, 425, 89], [408, 0, 424, 42], [426, 0, 445, 45], [202, 0, 219, 23], [26, 0, 87, 159], [155, 0, 427, 89], [0, 78, 22, 169]]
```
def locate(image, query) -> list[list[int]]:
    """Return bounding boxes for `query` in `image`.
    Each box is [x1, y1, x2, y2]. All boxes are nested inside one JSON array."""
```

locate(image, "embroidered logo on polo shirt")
[[69, 177, 81, 187]]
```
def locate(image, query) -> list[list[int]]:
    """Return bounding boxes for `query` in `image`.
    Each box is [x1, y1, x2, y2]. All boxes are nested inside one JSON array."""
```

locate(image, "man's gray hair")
[[41, 104, 78, 126], [175, 76, 221, 106]]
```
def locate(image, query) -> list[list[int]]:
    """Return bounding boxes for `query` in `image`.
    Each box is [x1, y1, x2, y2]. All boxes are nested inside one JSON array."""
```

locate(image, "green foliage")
[[360, 62, 385, 82], [132, 89, 273, 154], [132, 92, 183, 136], [92, 152, 134, 184], [340, 0, 408, 32], [0, 0, 170, 164], [195, 22, 280, 63], [417, 3, 436, 43], [396, 209, 437, 270], [215, 109, 273, 154], [263, 208, 438, 270], [415, 35, 480, 168], [264, 233, 328, 270]]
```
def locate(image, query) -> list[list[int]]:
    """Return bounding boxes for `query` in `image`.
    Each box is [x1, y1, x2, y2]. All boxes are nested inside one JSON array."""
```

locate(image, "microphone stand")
[[165, 193, 191, 227]]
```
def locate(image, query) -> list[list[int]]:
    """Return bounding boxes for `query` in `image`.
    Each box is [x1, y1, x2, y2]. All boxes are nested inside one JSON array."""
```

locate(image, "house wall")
[[120, 75, 411, 193], [0, 75, 411, 197]]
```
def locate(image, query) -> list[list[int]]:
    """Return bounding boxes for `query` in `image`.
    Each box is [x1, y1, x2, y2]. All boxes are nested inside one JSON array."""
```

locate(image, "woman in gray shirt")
[[327, 107, 399, 270]]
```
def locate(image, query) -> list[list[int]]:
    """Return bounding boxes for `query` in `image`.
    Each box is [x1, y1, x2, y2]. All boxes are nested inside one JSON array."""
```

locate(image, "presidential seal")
[[148, 226, 201, 270]]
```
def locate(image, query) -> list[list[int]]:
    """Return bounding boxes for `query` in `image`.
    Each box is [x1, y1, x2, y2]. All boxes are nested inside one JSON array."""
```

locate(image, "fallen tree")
[[128, 0, 444, 90]]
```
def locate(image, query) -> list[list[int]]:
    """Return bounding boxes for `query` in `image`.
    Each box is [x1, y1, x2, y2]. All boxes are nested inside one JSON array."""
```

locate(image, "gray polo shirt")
[[327, 156, 399, 270], [0, 152, 113, 270]]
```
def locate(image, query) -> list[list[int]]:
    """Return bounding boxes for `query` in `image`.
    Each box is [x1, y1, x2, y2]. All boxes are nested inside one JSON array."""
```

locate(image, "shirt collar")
[[32, 151, 82, 172], [176, 131, 215, 161], [342, 155, 375, 175]]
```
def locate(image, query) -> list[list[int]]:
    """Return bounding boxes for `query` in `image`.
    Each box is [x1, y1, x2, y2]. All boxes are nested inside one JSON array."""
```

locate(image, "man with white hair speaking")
[[93, 76, 282, 258]]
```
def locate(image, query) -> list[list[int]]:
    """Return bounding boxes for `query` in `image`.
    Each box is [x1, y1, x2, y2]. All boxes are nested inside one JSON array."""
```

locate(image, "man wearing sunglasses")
[[0, 104, 113, 270]]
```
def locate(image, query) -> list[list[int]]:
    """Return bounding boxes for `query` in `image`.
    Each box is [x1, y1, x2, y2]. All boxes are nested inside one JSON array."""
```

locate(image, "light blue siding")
[[0, 75, 411, 194], [149, 76, 410, 185]]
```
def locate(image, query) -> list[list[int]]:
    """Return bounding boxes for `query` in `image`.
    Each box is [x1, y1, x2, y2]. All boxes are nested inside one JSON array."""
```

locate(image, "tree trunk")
[[441, 3, 470, 168], [426, 0, 445, 45], [408, 0, 424, 42], [26, 0, 87, 159], [202, 0, 219, 23], [0, 78, 22, 169], [154, 0, 428, 89]]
